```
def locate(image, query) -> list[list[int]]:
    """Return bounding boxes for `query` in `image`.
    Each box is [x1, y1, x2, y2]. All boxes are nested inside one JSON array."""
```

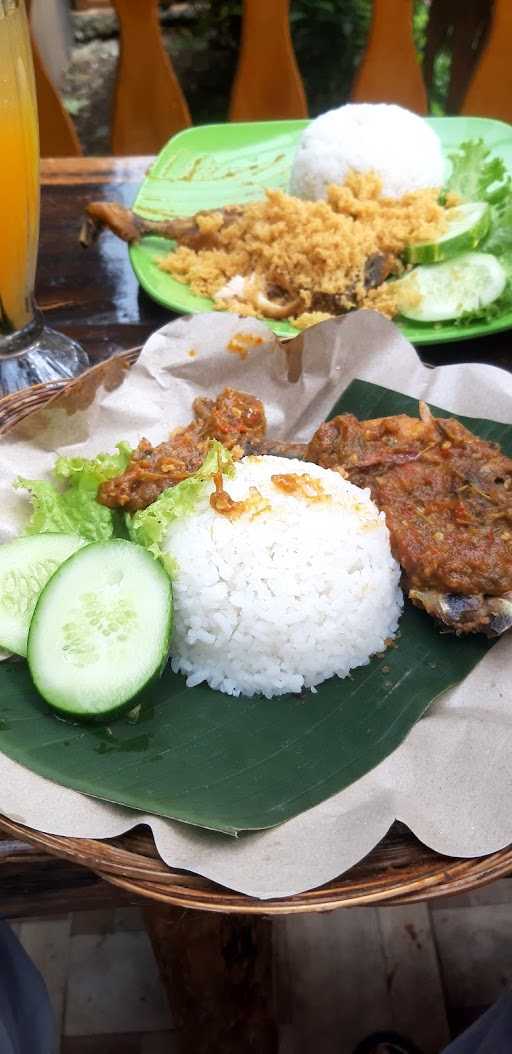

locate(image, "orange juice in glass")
[[0, 0, 87, 393]]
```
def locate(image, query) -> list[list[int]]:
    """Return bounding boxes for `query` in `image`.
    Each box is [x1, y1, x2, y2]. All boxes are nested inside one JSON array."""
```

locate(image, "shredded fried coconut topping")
[[159, 171, 446, 326]]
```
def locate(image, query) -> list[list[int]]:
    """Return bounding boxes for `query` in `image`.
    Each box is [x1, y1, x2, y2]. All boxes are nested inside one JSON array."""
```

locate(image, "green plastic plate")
[[130, 115, 512, 345]]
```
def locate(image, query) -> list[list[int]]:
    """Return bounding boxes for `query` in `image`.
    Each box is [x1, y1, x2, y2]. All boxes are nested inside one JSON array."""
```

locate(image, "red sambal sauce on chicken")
[[98, 388, 265, 512], [97, 384, 512, 635], [307, 405, 512, 597]]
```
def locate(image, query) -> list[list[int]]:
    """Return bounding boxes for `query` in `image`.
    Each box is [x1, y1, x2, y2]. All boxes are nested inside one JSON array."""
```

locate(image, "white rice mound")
[[290, 102, 444, 201], [165, 455, 403, 698]]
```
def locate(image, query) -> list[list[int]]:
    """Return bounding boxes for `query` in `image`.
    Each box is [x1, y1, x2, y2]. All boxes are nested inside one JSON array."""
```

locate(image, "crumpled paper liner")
[[0, 308, 511, 899]]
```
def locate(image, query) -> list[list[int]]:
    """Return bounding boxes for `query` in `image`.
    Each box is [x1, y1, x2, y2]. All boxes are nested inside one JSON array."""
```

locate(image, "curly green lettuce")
[[128, 440, 234, 573], [446, 139, 511, 209], [445, 139, 512, 323], [16, 442, 132, 542]]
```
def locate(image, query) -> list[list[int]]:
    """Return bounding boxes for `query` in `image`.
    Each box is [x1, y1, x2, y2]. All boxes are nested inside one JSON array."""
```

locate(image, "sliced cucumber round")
[[0, 534, 84, 656], [393, 252, 507, 323], [404, 202, 490, 265], [27, 539, 173, 720]]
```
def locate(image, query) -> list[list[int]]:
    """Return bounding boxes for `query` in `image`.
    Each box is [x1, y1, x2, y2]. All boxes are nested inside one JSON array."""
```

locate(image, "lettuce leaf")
[[446, 139, 512, 257], [446, 139, 511, 207], [441, 140, 512, 324], [128, 440, 234, 573], [481, 195, 512, 257], [16, 442, 132, 542]]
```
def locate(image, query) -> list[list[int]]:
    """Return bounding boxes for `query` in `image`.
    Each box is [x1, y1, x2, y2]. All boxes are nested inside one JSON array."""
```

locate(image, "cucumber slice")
[[393, 252, 507, 323], [27, 539, 173, 720], [0, 534, 84, 656], [404, 202, 490, 265]]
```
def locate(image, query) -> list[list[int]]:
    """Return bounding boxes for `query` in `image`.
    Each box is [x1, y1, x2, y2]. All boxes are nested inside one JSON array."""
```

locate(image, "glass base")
[[0, 318, 89, 395]]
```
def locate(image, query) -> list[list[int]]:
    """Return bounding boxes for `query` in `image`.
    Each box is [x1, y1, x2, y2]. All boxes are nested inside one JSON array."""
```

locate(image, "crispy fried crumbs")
[[159, 171, 446, 326]]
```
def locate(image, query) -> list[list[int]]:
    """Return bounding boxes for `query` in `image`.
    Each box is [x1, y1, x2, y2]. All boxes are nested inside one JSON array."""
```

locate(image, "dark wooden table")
[[1, 156, 512, 1053]]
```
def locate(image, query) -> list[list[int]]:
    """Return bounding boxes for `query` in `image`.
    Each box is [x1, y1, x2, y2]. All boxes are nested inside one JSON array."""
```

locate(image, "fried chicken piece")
[[191, 389, 265, 446], [80, 202, 243, 250], [244, 439, 308, 460], [307, 410, 434, 484], [307, 404, 512, 635], [98, 388, 266, 512], [406, 589, 512, 637]]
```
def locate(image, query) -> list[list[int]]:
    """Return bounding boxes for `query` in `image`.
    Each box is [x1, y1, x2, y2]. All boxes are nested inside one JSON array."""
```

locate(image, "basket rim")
[[1, 813, 511, 914]]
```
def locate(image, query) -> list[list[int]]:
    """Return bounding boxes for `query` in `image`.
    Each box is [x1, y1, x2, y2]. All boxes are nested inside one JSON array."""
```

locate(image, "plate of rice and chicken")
[[1, 362, 511, 834], [83, 104, 512, 344]]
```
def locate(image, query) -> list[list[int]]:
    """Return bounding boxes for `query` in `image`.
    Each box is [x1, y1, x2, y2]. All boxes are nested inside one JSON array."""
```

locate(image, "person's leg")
[[441, 992, 512, 1053], [0, 920, 57, 1054], [353, 992, 512, 1054]]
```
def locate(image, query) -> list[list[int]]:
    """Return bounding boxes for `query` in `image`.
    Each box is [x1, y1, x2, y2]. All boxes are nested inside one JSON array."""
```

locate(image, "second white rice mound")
[[290, 102, 444, 201], [165, 455, 403, 698]]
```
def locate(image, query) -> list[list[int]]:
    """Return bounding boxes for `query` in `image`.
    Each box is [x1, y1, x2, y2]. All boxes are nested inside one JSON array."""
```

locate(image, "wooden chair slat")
[[111, 0, 191, 156], [229, 0, 307, 122], [461, 0, 512, 122], [32, 39, 82, 157], [351, 0, 427, 114]]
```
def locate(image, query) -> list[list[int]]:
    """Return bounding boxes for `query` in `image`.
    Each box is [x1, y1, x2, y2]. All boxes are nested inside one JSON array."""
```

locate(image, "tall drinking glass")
[[0, 0, 88, 394]]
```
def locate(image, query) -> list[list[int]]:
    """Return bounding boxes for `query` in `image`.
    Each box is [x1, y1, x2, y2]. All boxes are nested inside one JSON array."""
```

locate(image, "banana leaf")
[[0, 380, 504, 835]]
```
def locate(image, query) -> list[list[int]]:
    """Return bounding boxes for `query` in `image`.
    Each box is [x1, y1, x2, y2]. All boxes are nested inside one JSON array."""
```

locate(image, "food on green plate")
[[160, 173, 446, 326], [83, 116, 512, 332], [392, 252, 507, 323], [154, 454, 403, 698], [27, 539, 173, 719], [0, 534, 84, 656], [289, 103, 445, 201]]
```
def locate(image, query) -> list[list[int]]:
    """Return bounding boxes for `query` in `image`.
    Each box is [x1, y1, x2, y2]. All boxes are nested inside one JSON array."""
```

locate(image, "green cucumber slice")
[[404, 202, 490, 265], [393, 252, 507, 323], [0, 534, 84, 656], [27, 539, 173, 720]]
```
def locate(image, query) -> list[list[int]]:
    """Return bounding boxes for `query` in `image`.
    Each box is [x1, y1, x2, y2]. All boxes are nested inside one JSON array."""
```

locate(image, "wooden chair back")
[[111, 0, 190, 156], [351, 0, 428, 114], [461, 0, 511, 122], [31, 0, 511, 158], [228, 0, 307, 122]]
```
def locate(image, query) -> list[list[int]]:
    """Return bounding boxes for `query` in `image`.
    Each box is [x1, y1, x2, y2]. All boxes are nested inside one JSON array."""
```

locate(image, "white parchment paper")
[[0, 309, 511, 899]]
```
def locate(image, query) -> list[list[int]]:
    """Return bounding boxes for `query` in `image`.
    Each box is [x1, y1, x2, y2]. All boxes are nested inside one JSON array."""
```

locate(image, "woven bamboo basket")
[[0, 354, 510, 914]]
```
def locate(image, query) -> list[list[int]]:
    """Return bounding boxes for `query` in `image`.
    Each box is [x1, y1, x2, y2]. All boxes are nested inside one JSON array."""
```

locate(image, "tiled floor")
[[8, 879, 512, 1053]]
